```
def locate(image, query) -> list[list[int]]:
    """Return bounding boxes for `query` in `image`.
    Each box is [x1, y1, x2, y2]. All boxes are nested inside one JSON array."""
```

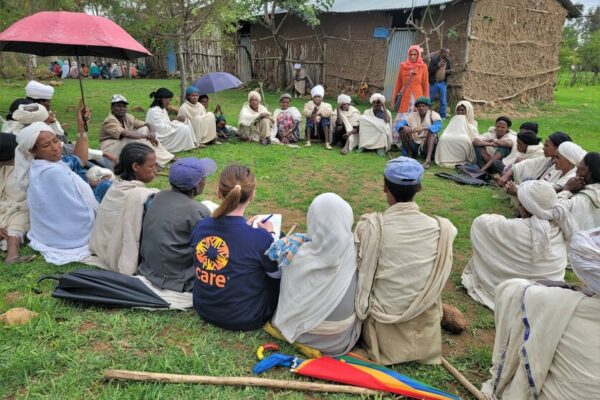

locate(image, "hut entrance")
[[383, 29, 416, 101], [237, 35, 252, 82]]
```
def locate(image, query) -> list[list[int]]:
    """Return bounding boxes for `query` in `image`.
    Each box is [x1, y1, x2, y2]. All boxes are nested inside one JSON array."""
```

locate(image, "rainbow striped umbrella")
[[253, 352, 459, 400]]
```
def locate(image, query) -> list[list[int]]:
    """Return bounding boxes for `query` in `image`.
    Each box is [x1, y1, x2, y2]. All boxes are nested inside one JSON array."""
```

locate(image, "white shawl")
[[569, 227, 600, 294], [27, 159, 98, 265], [434, 115, 478, 167], [273, 193, 357, 342], [271, 106, 302, 139], [238, 102, 270, 127], [332, 106, 361, 133]]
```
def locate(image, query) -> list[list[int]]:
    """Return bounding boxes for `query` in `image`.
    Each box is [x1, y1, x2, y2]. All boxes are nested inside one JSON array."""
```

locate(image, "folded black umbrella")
[[37, 268, 170, 308]]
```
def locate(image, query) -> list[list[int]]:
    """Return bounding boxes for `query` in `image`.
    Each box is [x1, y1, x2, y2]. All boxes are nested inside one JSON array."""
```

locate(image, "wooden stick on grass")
[[103, 369, 381, 396], [441, 357, 487, 400]]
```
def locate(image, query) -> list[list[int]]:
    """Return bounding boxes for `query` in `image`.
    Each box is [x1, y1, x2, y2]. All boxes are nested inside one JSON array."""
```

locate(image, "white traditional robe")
[[238, 102, 272, 142], [503, 143, 545, 167], [89, 179, 158, 276], [462, 214, 567, 310], [145, 106, 196, 152], [27, 159, 98, 265], [354, 202, 456, 365], [0, 166, 29, 251], [558, 183, 600, 231], [178, 100, 217, 145], [357, 108, 393, 151], [270, 106, 302, 142], [482, 279, 600, 400], [512, 156, 554, 184], [435, 115, 479, 167]]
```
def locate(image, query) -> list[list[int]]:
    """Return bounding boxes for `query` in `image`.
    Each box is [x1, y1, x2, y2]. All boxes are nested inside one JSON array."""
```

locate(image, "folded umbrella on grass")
[[37, 268, 169, 309], [253, 352, 460, 400]]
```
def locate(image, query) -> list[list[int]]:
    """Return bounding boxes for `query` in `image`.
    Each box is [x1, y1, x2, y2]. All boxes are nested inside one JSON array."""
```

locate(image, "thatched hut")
[[238, 0, 581, 105]]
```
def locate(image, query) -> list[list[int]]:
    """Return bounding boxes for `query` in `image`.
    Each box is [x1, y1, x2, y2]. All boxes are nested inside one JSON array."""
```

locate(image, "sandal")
[[304, 141, 311, 147], [325, 143, 332, 150], [5, 255, 37, 265]]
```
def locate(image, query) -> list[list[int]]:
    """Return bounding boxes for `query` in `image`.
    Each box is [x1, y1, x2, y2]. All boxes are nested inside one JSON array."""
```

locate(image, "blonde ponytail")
[[212, 165, 256, 218]]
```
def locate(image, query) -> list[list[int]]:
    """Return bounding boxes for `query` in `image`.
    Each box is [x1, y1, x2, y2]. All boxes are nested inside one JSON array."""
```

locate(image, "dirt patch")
[[3, 291, 23, 305], [92, 341, 113, 353], [78, 321, 97, 334]]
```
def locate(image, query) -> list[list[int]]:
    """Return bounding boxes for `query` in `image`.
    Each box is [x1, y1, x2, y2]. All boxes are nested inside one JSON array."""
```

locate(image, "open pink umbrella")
[[0, 11, 152, 127]]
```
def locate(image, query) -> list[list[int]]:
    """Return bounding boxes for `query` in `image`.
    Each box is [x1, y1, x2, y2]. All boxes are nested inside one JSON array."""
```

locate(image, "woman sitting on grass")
[[191, 164, 280, 331], [146, 88, 196, 153], [238, 91, 273, 145], [15, 109, 98, 265], [434, 100, 478, 168], [89, 143, 158, 276], [265, 193, 361, 357]]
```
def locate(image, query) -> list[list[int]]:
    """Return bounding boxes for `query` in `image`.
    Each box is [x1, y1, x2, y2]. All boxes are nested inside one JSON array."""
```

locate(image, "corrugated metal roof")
[[326, 0, 453, 13]]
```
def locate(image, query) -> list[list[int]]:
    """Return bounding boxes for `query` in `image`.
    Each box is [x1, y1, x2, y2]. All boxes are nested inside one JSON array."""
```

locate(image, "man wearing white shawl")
[[355, 157, 457, 365], [331, 94, 360, 151], [178, 86, 217, 145], [303, 85, 333, 149], [559, 152, 600, 231], [238, 91, 273, 145], [349, 93, 393, 157], [268, 193, 360, 356], [434, 101, 478, 167], [270, 93, 302, 144], [15, 118, 98, 265], [462, 180, 576, 310], [472, 116, 517, 174], [3, 102, 49, 135], [25, 80, 65, 138], [101, 94, 174, 167], [481, 229, 600, 399]]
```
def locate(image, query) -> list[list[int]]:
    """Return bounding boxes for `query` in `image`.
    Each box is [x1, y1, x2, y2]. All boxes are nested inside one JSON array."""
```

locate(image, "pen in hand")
[[261, 214, 273, 223]]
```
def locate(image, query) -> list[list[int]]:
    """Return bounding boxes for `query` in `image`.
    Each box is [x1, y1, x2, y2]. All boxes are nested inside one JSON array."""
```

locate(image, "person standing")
[[392, 45, 429, 116], [428, 48, 452, 118]]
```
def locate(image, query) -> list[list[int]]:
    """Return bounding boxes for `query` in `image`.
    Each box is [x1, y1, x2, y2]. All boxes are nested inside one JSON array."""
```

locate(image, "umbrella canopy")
[[190, 72, 243, 94], [253, 352, 460, 400], [37, 269, 170, 308], [0, 11, 152, 59]]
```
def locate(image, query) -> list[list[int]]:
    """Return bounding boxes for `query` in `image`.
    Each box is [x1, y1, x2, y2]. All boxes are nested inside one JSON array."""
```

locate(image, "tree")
[[579, 29, 600, 84], [251, 0, 332, 89]]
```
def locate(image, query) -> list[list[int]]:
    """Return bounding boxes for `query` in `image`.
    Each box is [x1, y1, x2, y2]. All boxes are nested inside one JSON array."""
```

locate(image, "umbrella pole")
[[103, 369, 381, 396], [441, 357, 486, 400], [76, 54, 88, 132]]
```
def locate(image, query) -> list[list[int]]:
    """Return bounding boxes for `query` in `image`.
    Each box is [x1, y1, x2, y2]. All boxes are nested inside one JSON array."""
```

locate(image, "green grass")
[[1, 78, 598, 399]]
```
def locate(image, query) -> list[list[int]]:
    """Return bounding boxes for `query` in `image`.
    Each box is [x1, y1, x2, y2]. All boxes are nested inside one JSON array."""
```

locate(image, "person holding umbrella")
[[145, 88, 196, 153], [178, 86, 218, 146], [100, 94, 174, 168]]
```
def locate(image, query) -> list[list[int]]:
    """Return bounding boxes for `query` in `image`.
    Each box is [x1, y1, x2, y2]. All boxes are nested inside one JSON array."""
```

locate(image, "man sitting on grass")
[[303, 85, 333, 149], [354, 157, 457, 365], [394, 97, 442, 169]]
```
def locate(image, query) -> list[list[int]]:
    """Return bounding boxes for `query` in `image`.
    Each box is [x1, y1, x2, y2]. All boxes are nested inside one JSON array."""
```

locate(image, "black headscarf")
[[149, 88, 174, 108], [517, 130, 541, 146], [0, 133, 18, 161], [519, 122, 538, 134]]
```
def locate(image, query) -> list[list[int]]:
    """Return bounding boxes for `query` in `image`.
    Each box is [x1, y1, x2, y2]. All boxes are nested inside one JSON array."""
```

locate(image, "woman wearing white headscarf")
[[15, 115, 98, 265], [434, 101, 478, 167], [352, 93, 393, 156], [332, 94, 360, 151], [238, 91, 273, 145], [462, 179, 576, 310], [481, 229, 600, 399], [266, 193, 360, 356], [550, 141, 587, 189]]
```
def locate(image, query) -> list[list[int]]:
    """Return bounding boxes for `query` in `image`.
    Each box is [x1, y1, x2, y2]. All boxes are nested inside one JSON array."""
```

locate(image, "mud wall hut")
[[238, 0, 580, 105]]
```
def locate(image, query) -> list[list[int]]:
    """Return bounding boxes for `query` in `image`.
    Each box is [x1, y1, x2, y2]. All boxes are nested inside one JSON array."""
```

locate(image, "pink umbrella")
[[0, 11, 152, 127]]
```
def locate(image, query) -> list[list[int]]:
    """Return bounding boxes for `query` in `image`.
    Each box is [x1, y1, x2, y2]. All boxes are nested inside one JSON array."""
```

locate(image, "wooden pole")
[[103, 369, 382, 396], [441, 357, 487, 400]]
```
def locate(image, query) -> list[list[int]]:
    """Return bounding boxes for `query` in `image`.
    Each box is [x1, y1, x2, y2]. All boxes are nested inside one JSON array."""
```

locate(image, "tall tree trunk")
[[275, 37, 288, 89], [177, 35, 187, 103]]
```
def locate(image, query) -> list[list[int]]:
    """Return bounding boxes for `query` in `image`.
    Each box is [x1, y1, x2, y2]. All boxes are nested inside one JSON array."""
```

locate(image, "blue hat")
[[384, 156, 424, 186], [185, 85, 200, 97], [169, 157, 217, 191]]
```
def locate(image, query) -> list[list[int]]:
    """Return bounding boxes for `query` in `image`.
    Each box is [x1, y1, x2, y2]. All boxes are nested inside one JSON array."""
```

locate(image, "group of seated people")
[[1, 79, 599, 397]]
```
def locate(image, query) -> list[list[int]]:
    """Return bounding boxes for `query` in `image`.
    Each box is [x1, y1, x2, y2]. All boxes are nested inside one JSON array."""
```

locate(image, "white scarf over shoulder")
[[239, 91, 271, 127], [273, 193, 357, 342], [569, 227, 600, 294]]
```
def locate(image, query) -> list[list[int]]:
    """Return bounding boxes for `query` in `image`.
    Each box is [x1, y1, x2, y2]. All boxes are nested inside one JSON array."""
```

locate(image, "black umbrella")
[[37, 269, 170, 308]]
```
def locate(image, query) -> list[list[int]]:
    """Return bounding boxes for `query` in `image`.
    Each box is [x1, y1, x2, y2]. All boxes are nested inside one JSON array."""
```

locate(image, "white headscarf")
[[273, 193, 357, 342], [311, 85, 324, 98], [517, 180, 577, 259], [12, 103, 49, 125], [557, 142, 587, 166], [456, 100, 476, 127], [15, 122, 55, 191], [293, 63, 302, 70], [337, 94, 351, 105], [25, 80, 54, 100], [370, 93, 385, 104], [247, 90, 261, 102], [569, 227, 600, 294]]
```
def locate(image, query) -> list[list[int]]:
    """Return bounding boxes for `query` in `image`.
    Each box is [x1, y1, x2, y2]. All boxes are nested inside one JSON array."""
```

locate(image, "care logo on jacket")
[[195, 236, 229, 288]]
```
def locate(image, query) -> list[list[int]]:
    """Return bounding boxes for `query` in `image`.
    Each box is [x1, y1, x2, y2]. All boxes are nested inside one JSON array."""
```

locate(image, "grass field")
[[0, 78, 598, 399]]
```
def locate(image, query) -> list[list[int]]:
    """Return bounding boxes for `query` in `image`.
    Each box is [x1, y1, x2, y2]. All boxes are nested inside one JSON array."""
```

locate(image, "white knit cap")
[[311, 85, 324, 98], [557, 142, 587, 166], [25, 80, 54, 100], [337, 94, 351, 105], [15, 122, 55, 191]]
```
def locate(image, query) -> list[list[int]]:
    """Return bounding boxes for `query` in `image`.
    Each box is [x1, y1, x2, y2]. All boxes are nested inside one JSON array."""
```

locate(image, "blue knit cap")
[[185, 85, 200, 97]]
